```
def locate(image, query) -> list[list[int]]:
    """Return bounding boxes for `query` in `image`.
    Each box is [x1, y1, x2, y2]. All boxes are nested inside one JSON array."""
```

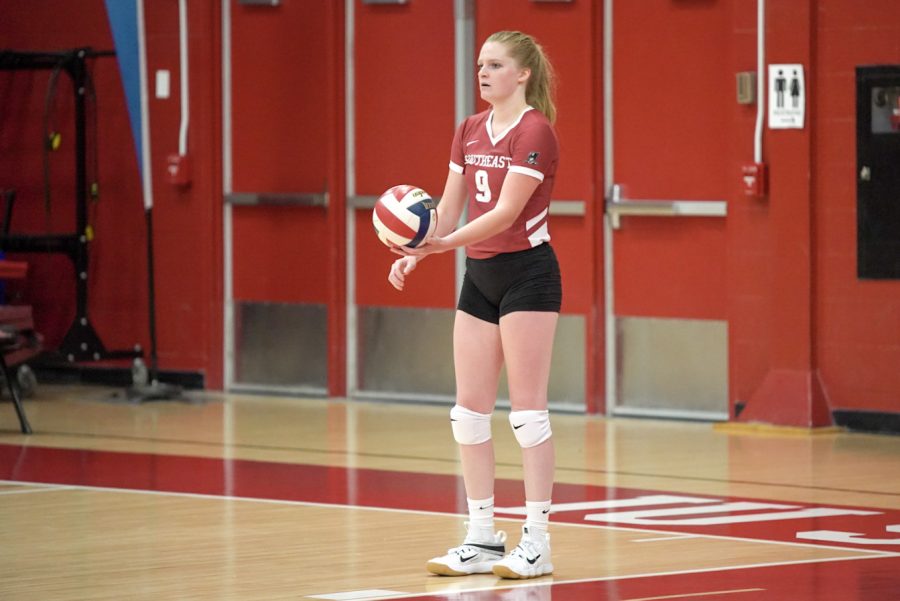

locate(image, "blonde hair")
[[486, 30, 557, 124]]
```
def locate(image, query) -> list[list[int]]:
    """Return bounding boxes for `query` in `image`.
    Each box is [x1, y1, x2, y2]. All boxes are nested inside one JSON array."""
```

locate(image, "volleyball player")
[[388, 31, 560, 580]]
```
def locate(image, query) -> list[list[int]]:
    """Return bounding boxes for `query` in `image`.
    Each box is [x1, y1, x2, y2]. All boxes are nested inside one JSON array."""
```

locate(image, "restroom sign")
[[768, 64, 805, 128]]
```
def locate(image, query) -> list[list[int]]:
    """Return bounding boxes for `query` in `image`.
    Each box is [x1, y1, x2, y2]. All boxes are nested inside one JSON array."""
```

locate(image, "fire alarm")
[[742, 163, 767, 198], [166, 153, 191, 187]]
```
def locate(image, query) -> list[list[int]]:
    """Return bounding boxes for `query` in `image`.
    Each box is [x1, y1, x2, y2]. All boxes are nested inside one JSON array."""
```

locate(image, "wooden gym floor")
[[1, 385, 899, 600]]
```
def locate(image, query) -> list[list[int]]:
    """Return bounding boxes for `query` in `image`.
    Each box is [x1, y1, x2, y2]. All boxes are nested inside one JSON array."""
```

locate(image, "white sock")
[[467, 496, 495, 540], [525, 500, 551, 537]]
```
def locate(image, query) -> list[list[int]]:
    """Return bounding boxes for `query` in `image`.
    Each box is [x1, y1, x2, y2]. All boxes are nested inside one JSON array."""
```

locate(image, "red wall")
[[0, 2, 143, 352], [730, 0, 900, 425], [145, 2, 223, 386], [728, 0, 825, 426], [2, 0, 898, 422], [0, 1, 223, 386], [814, 0, 900, 413]]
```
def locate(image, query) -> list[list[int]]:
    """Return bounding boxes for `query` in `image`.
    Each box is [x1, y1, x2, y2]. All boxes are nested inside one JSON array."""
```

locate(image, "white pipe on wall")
[[178, 0, 190, 156], [345, 0, 357, 396], [136, 0, 154, 210], [454, 0, 474, 301], [603, 0, 616, 413], [754, 0, 765, 163], [222, 0, 234, 389]]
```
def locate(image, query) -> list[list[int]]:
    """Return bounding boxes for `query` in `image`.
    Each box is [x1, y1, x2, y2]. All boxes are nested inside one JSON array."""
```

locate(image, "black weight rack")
[[0, 48, 142, 365]]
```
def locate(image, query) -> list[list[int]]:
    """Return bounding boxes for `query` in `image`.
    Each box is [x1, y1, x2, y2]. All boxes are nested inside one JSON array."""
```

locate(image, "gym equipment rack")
[[0, 48, 142, 364]]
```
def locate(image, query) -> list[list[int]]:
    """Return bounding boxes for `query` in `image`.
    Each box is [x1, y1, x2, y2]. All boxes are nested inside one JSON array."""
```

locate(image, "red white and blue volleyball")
[[372, 185, 438, 248]]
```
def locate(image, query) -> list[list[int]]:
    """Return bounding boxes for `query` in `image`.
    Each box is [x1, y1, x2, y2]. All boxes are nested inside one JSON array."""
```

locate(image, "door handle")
[[225, 192, 327, 207], [605, 184, 727, 229], [860, 166, 872, 181]]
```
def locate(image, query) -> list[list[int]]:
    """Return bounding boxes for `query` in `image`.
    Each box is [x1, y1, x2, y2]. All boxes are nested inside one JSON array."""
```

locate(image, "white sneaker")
[[492, 526, 553, 579], [426, 529, 507, 576]]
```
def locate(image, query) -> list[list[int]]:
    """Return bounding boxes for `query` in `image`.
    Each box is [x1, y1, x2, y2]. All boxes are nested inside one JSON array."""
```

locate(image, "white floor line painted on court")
[[624, 589, 765, 601], [0, 484, 72, 495], [307, 591, 407, 601], [632, 533, 701, 543]]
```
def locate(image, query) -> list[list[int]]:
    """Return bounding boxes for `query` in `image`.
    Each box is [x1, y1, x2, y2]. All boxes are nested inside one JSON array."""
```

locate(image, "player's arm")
[[395, 172, 539, 257], [435, 169, 467, 237], [389, 169, 469, 290], [441, 173, 538, 248]]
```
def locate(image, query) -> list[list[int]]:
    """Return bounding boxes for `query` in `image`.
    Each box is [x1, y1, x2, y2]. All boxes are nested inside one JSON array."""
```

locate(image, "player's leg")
[[501, 310, 557, 501], [427, 304, 506, 576], [493, 309, 558, 579], [492, 244, 561, 579], [453, 309, 504, 500]]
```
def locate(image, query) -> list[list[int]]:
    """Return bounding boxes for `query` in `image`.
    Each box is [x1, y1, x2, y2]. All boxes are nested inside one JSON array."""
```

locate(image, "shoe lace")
[[447, 543, 476, 557], [509, 537, 541, 561], [448, 528, 507, 555]]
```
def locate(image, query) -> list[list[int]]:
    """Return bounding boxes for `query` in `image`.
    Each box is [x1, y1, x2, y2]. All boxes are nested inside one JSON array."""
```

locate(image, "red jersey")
[[449, 107, 559, 259]]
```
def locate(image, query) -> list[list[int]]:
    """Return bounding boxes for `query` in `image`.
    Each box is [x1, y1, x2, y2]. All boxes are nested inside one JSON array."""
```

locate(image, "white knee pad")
[[450, 405, 492, 445], [509, 410, 552, 448]]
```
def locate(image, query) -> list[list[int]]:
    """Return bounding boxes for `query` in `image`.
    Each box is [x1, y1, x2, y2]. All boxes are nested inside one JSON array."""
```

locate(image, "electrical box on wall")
[[736, 71, 756, 104], [742, 163, 767, 198]]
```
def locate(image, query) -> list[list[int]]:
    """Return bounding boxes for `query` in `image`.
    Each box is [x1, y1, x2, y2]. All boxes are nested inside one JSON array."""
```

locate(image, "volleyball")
[[372, 185, 438, 248]]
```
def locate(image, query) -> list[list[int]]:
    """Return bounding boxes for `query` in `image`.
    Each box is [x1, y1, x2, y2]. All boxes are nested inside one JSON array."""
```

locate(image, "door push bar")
[[225, 192, 327, 207], [605, 183, 727, 229], [348, 196, 585, 216]]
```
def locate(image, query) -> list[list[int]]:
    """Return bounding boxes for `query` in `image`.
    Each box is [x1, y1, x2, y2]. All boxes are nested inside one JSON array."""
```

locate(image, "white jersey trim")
[[525, 207, 549, 231], [485, 106, 534, 146], [449, 161, 464, 174], [509, 165, 544, 182], [528, 221, 550, 247]]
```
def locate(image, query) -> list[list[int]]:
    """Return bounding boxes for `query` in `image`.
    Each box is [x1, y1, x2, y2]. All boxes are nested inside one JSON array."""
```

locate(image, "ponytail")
[[486, 31, 557, 124]]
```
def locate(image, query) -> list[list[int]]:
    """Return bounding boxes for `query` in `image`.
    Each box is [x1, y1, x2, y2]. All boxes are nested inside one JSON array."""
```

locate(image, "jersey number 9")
[[475, 169, 492, 203]]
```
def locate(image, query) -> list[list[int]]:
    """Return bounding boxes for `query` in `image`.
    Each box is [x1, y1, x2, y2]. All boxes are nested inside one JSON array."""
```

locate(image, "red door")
[[225, 1, 345, 394], [477, 0, 601, 410], [605, 0, 731, 419], [350, 0, 459, 400], [347, 1, 601, 410]]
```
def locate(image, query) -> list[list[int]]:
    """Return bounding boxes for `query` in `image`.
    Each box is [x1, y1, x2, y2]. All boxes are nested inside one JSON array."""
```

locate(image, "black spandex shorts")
[[457, 243, 562, 324]]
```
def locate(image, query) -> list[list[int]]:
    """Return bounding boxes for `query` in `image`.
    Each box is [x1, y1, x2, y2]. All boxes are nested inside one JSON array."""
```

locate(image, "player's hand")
[[389, 235, 451, 258], [388, 256, 418, 291]]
